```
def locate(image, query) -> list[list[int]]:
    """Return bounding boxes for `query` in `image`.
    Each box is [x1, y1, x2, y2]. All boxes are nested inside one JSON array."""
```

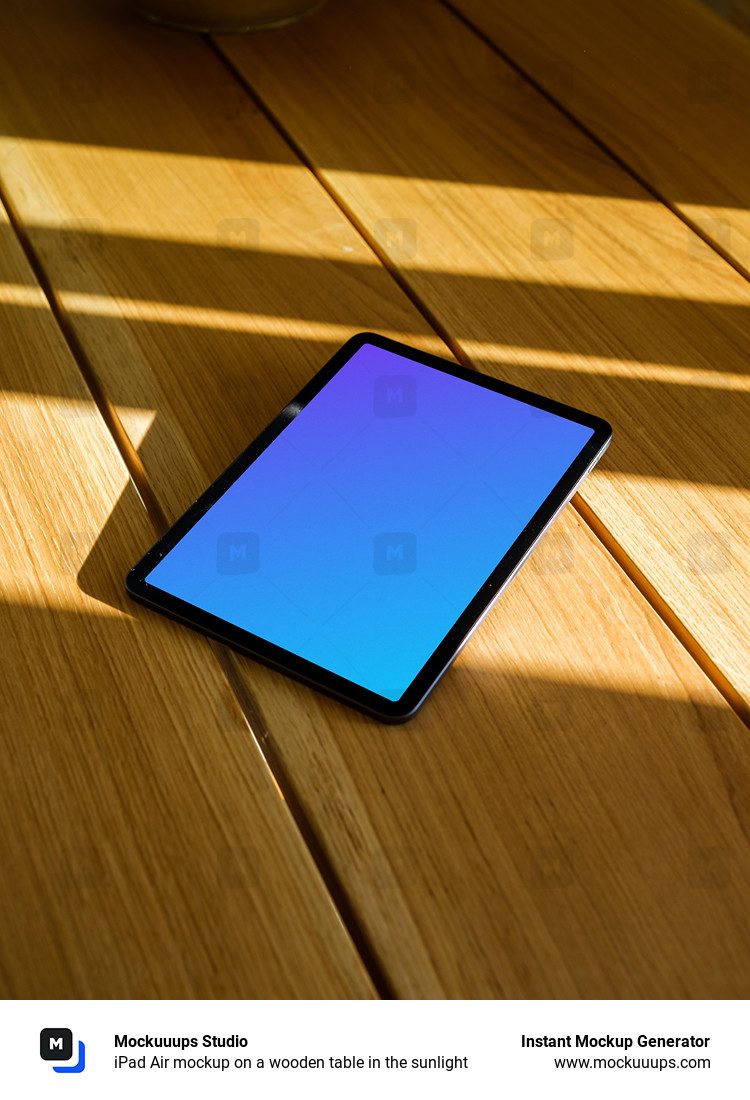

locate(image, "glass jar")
[[131, 0, 327, 33]]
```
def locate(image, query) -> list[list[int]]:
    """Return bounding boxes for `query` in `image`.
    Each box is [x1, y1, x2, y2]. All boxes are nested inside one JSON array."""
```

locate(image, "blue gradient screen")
[[145, 344, 593, 700]]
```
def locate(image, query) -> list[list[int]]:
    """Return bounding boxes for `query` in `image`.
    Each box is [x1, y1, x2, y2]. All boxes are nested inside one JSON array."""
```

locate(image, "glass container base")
[[131, 0, 327, 33]]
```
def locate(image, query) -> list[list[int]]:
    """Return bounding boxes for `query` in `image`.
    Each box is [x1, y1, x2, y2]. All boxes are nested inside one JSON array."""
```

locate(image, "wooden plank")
[[229, 506, 750, 998], [2, 0, 749, 996], [0, 212, 374, 998], [446, 0, 750, 274], [217, 0, 750, 710]]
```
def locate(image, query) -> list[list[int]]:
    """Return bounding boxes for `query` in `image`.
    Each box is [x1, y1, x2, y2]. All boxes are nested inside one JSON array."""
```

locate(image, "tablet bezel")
[[126, 332, 612, 722]]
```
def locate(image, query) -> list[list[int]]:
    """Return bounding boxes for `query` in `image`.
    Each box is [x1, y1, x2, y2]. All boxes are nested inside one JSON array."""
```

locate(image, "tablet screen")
[[142, 340, 597, 702]]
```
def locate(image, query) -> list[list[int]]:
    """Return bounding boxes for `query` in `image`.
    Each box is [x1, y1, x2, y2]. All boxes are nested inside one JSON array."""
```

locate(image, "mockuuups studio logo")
[[40, 1028, 86, 1073], [217, 532, 260, 575], [373, 218, 417, 261], [374, 532, 417, 574], [374, 374, 416, 417], [530, 218, 574, 261]]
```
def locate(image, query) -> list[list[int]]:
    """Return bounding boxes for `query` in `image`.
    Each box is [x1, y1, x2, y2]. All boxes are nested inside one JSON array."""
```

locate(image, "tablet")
[[126, 333, 611, 722]]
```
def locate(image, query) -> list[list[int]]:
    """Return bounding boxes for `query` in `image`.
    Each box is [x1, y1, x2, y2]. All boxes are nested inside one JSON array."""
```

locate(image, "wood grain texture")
[[0, 209, 374, 998], [231, 506, 750, 998], [448, 0, 750, 272], [2, 0, 749, 997], [218, 0, 750, 708]]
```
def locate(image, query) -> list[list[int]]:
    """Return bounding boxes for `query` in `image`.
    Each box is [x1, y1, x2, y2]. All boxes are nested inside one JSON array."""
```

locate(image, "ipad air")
[[126, 333, 612, 722]]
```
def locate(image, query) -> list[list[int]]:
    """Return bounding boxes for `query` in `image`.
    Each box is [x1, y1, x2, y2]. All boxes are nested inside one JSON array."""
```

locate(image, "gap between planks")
[[2, 18, 745, 996], [438, 0, 750, 286], [0, 169, 396, 1002], [205, 35, 750, 735]]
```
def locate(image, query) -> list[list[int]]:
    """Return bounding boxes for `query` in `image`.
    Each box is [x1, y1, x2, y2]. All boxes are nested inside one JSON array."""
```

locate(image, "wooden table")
[[1, 0, 748, 999]]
